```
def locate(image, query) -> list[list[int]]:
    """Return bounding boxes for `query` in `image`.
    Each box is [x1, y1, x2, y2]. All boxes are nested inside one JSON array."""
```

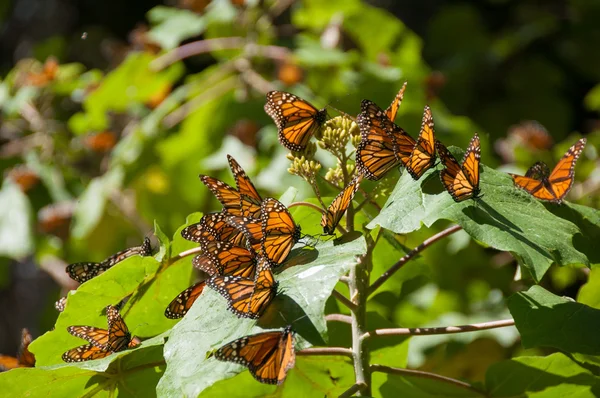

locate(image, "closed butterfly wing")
[[197, 240, 257, 279], [384, 82, 407, 122], [215, 325, 296, 385], [406, 105, 437, 179], [182, 213, 246, 247], [510, 138, 586, 203], [436, 133, 481, 202], [106, 305, 135, 352], [200, 175, 242, 216], [17, 329, 35, 367], [55, 296, 67, 312], [227, 155, 263, 218], [62, 344, 112, 363], [321, 174, 363, 234], [67, 326, 110, 348], [164, 280, 206, 319], [261, 198, 301, 265], [66, 262, 105, 283], [265, 91, 327, 152]]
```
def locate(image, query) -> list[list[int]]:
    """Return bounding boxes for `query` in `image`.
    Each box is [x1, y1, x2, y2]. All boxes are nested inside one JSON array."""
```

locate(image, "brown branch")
[[369, 225, 462, 295], [338, 383, 367, 398], [361, 319, 515, 341], [325, 314, 352, 324], [151, 37, 246, 70], [297, 347, 353, 358], [288, 201, 325, 214], [371, 364, 488, 397], [332, 289, 357, 311]]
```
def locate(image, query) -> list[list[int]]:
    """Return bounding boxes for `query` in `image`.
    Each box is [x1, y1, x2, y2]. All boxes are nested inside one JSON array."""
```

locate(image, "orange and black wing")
[[200, 175, 242, 216], [164, 281, 206, 319], [207, 275, 256, 318], [182, 213, 246, 246], [17, 329, 35, 367], [214, 325, 295, 385], [265, 91, 327, 152], [197, 240, 257, 279], [406, 105, 436, 179], [247, 257, 278, 319], [106, 305, 133, 352], [436, 133, 481, 202], [226, 215, 263, 252], [384, 82, 407, 122], [228, 155, 262, 218], [62, 344, 112, 363], [511, 138, 586, 203], [67, 326, 110, 348], [55, 296, 67, 312], [66, 262, 104, 283], [261, 198, 301, 265], [321, 174, 363, 234]]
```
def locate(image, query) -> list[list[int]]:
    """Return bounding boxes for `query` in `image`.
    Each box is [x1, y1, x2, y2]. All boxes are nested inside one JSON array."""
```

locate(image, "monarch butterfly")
[[0, 329, 35, 371], [66, 237, 153, 283], [55, 296, 67, 312], [406, 106, 437, 179], [356, 100, 416, 180], [63, 305, 140, 362], [194, 240, 257, 279], [385, 82, 407, 122], [264, 91, 328, 152], [214, 325, 296, 385], [164, 281, 206, 319], [509, 138, 586, 203], [436, 133, 481, 202], [181, 212, 246, 247], [199, 175, 242, 216], [261, 198, 301, 265], [228, 155, 263, 218], [207, 257, 277, 319], [321, 174, 363, 234], [226, 215, 263, 252]]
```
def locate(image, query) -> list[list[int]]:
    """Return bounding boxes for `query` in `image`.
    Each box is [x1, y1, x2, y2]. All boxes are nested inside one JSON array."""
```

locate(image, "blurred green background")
[[0, 0, 598, 381]]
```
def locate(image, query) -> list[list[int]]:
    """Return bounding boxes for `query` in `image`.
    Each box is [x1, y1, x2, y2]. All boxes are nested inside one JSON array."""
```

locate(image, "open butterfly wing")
[[265, 91, 327, 152], [321, 174, 363, 234], [164, 280, 206, 319], [67, 326, 110, 348], [261, 198, 300, 265], [199, 240, 257, 279], [227, 155, 262, 218], [182, 213, 246, 247], [226, 215, 263, 252], [406, 105, 436, 179], [384, 82, 407, 122], [200, 175, 242, 216], [62, 344, 111, 363], [207, 275, 256, 318]]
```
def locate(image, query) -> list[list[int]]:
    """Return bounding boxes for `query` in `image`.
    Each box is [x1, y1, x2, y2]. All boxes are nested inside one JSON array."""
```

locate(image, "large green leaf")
[[369, 156, 591, 281], [375, 371, 482, 398], [0, 180, 33, 259], [485, 353, 600, 397], [147, 6, 206, 50], [507, 285, 600, 355], [157, 236, 366, 397]]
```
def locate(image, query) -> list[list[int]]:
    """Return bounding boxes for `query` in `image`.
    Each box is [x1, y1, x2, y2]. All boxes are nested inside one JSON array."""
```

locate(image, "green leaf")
[[147, 6, 206, 50], [157, 236, 366, 397], [577, 268, 600, 309], [374, 370, 482, 398], [0, 180, 33, 259], [507, 285, 600, 355], [71, 166, 124, 239], [485, 353, 600, 397], [369, 156, 590, 281]]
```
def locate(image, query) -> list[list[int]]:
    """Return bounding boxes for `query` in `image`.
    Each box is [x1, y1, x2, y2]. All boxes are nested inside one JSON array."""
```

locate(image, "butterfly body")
[[265, 91, 327, 152], [509, 138, 586, 203], [214, 325, 296, 385], [436, 133, 481, 202]]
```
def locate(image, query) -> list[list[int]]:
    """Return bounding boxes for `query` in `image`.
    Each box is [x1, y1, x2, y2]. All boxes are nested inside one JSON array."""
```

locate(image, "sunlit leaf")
[[0, 180, 33, 259]]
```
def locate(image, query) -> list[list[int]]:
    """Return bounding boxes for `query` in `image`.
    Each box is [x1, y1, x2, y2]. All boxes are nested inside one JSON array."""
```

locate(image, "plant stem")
[[166, 246, 204, 266], [370, 364, 487, 396], [297, 347, 353, 358], [332, 290, 357, 311], [361, 319, 515, 340], [368, 225, 462, 295], [288, 201, 325, 214], [349, 253, 371, 395], [338, 383, 367, 398], [325, 314, 352, 324]]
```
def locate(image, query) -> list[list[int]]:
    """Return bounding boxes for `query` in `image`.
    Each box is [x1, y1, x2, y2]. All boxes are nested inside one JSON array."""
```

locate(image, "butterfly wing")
[[215, 326, 295, 385], [200, 175, 242, 216], [406, 105, 436, 179], [321, 174, 363, 234], [106, 305, 133, 352], [384, 82, 407, 122], [247, 257, 278, 319], [67, 326, 110, 348], [55, 296, 67, 312], [207, 275, 256, 318], [545, 138, 586, 202], [227, 155, 262, 218], [261, 198, 301, 265], [62, 344, 111, 363], [436, 139, 477, 202], [265, 91, 327, 152], [66, 262, 105, 283], [460, 133, 481, 193], [182, 213, 246, 246], [164, 280, 206, 319], [226, 216, 263, 252], [198, 240, 257, 279]]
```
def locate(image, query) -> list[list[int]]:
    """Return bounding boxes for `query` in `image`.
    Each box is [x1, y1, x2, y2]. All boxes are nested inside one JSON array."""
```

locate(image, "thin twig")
[[369, 225, 462, 295], [166, 247, 204, 266], [339, 275, 350, 284], [288, 201, 325, 214], [325, 314, 352, 324], [151, 37, 246, 70], [361, 319, 515, 341], [234, 58, 277, 95], [297, 347, 353, 358], [332, 289, 357, 311], [338, 383, 367, 398], [371, 364, 487, 396]]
